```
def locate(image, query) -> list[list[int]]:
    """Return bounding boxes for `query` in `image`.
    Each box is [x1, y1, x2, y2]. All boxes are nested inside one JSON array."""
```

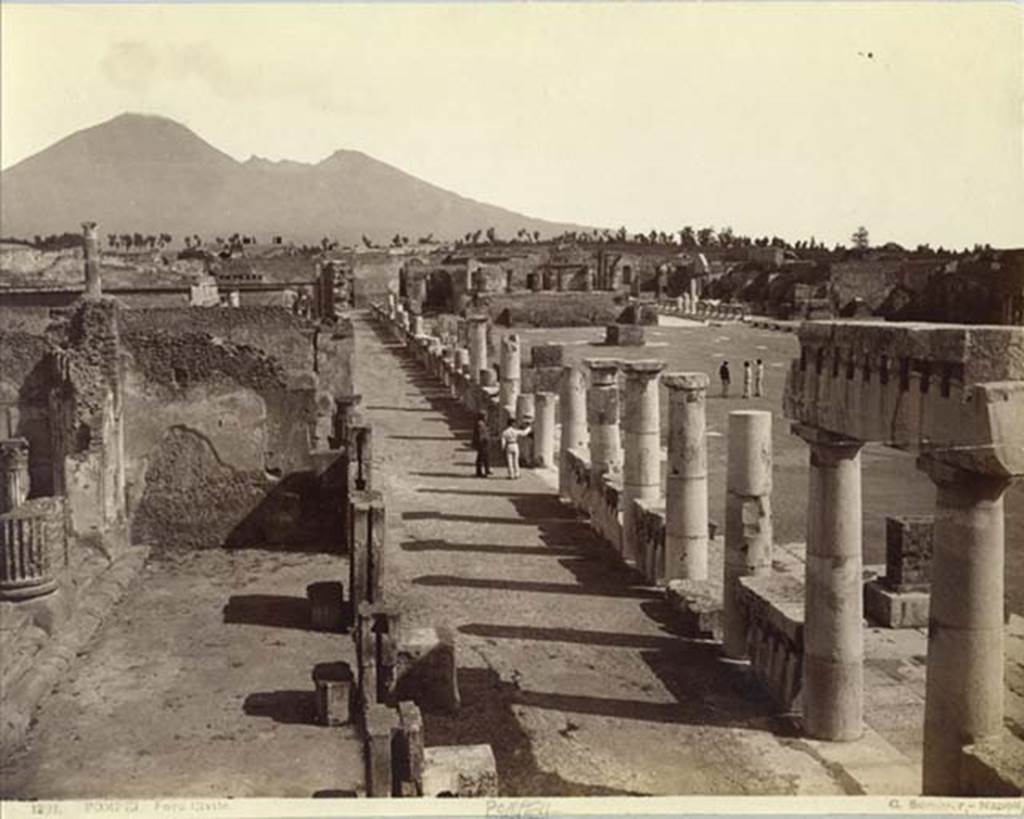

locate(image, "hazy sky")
[[3, 3, 1022, 248]]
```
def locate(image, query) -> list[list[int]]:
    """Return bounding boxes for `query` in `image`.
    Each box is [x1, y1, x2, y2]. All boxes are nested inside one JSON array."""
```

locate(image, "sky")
[[2, 2, 1022, 249]]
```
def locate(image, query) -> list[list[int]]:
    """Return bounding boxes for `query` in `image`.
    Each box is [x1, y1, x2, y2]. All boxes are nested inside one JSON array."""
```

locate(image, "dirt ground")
[[1, 548, 362, 799]]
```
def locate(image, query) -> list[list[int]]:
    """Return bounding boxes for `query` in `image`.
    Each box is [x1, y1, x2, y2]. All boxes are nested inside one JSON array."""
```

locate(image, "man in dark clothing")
[[719, 360, 731, 397], [472, 412, 492, 477]]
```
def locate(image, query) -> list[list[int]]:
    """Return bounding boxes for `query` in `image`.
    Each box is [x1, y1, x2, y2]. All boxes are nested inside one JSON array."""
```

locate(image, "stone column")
[[0, 438, 30, 514], [556, 270, 566, 291], [662, 373, 709, 582], [585, 359, 622, 477], [722, 410, 773, 659], [558, 366, 589, 498], [533, 392, 557, 468], [455, 348, 471, 377], [498, 334, 521, 413], [83, 221, 102, 298], [621, 361, 665, 572], [794, 423, 863, 741], [468, 316, 488, 385], [515, 394, 535, 466], [918, 456, 1010, 794]]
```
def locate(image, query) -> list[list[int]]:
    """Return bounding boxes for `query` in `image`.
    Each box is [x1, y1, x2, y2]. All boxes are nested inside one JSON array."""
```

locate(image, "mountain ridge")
[[1, 113, 590, 244]]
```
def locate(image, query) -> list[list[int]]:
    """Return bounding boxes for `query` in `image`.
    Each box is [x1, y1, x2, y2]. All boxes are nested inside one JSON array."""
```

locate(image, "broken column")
[[918, 456, 1011, 794], [585, 359, 622, 478], [83, 221, 102, 298], [467, 315, 488, 385], [349, 490, 386, 608], [662, 373, 709, 581], [498, 334, 521, 414], [621, 360, 665, 573], [0, 438, 30, 513], [723, 410, 773, 659], [558, 365, 589, 497], [514, 393, 535, 466], [794, 423, 863, 742], [533, 392, 557, 469]]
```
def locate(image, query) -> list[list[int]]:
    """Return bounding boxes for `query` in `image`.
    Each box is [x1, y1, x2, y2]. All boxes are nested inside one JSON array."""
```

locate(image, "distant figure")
[[472, 412, 492, 478], [743, 361, 752, 399], [719, 361, 731, 397], [755, 359, 765, 397], [500, 419, 531, 479]]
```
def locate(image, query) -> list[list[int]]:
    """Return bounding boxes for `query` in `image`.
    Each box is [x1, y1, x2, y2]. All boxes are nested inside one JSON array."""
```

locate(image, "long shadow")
[[411, 574, 659, 600], [388, 435, 462, 442], [421, 666, 640, 796], [402, 511, 579, 527], [243, 690, 317, 724], [459, 623, 685, 651], [364, 405, 435, 413], [401, 539, 579, 557], [223, 594, 311, 630], [417, 487, 548, 498], [409, 471, 485, 481]]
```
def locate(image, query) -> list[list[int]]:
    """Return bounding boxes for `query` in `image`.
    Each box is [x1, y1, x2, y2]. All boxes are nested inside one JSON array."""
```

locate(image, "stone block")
[[961, 732, 1024, 796], [312, 661, 354, 726], [364, 703, 401, 797], [393, 626, 460, 713], [605, 324, 645, 346], [884, 515, 933, 591], [530, 344, 564, 368], [665, 579, 723, 640], [422, 744, 499, 797], [307, 581, 345, 632], [864, 579, 930, 628]]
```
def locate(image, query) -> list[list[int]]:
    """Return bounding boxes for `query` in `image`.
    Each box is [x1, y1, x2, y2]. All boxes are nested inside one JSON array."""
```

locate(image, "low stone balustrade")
[[0, 497, 65, 601], [736, 573, 805, 712]]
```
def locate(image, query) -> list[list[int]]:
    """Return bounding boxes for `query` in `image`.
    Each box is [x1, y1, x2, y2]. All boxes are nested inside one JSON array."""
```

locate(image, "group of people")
[[473, 414, 532, 479], [718, 358, 766, 399]]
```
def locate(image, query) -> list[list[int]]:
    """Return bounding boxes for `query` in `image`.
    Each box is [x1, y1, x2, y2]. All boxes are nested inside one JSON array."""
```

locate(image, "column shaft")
[[468, 317, 488, 384], [558, 366, 589, 498], [533, 392, 557, 468], [723, 410, 773, 659], [585, 360, 622, 477], [800, 429, 864, 741], [663, 373, 709, 582], [622, 362, 665, 573], [499, 334, 522, 412], [920, 459, 1009, 794]]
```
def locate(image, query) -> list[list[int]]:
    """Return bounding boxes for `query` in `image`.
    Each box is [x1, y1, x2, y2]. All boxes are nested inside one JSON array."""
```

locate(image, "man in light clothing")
[[500, 419, 532, 479], [754, 358, 765, 397], [742, 360, 753, 399]]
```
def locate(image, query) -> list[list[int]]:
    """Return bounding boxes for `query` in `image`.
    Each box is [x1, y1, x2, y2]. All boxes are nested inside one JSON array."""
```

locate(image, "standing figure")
[[472, 412, 492, 477], [500, 419, 531, 479], [754, 358, 765, 397], [742, 360, 753, 399], [719, 360, 731, 398]]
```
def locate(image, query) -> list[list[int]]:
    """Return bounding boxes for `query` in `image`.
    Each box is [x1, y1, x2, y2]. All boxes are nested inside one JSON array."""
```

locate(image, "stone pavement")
[[0, 548, 363, 799], [356, 312, 926, 796]]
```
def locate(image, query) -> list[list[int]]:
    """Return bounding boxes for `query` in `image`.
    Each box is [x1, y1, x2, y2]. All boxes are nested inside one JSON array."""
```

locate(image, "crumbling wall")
[[0, 332, 56, 495]]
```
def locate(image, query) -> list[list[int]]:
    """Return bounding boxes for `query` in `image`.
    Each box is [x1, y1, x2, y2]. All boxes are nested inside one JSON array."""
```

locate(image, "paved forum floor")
[[358, 312, 934, 796]]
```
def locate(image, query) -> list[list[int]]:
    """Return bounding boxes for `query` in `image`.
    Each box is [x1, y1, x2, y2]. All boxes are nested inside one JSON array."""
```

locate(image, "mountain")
[[0, 113, 590, 244]]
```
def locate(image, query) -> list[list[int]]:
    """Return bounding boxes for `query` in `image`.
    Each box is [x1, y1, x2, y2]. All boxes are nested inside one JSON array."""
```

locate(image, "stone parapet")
[[736, 573, 805, 712], [783, 321, 1024, 477]]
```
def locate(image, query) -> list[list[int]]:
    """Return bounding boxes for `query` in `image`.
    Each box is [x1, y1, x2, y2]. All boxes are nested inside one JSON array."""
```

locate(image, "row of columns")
[[377, 303, 1014, 795]]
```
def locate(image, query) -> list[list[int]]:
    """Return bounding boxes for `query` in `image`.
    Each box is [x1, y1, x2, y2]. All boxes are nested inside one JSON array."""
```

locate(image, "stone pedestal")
[[584, 359, 622, 478], [663, 373, 709, 582], [558, 366, 589, 498], [411, 314, 424, 337], [468, 316, 488, 385], [918, 457, 1010, 795], [795, 423, 863, 742], [723, 410, 773, 659], [0, 438, 30, 514], [312, 661, 353, 725], [621, 361, 665, 573], [498, 334, 521, 412], [533, 392, 557, 468]]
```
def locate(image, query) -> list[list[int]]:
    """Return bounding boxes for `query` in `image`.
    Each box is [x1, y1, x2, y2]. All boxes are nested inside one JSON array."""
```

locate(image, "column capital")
[[916, 454, 1013, 496], [621, 360, 666, 380], [662, 372, 709, 392], [792, 422, 863, 454], [584, 358, 621, 385]]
